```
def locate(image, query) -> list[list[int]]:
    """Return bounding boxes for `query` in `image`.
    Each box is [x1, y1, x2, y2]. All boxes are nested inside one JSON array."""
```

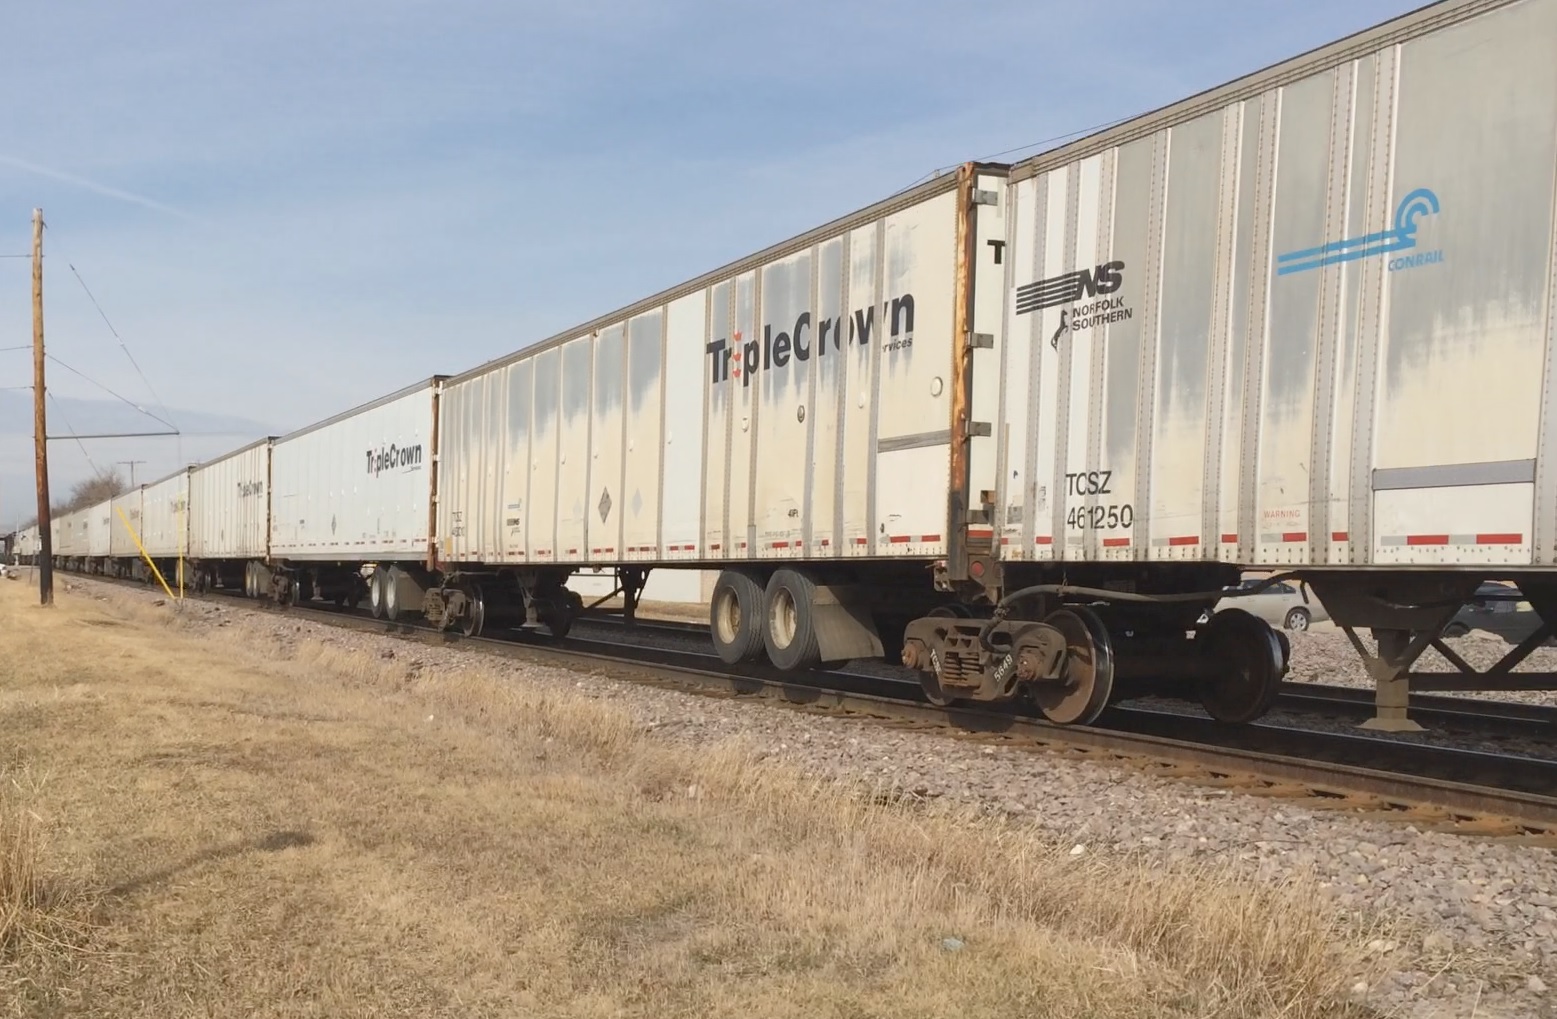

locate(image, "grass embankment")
[[0, 578, 1391, 1017]]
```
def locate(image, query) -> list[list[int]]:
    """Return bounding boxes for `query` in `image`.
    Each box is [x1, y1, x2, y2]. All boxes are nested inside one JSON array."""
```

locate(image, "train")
[[11, 0, 1557, 732]]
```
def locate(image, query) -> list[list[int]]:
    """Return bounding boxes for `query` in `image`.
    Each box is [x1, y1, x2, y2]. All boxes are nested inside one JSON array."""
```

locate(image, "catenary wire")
[[65, 259, 179, 432], [45, 354, 179, 433], [47, 390, 103, 477]]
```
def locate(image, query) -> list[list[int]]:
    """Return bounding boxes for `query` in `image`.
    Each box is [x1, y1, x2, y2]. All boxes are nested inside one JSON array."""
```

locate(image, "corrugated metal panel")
[[139, 470, 189, 559], [87, 500, 111, 558], [997, 0, 1557, 570], [436, 175, 1008, 567], [443, 169, 1001, 387], [271, 381, 438, 561], [189, 439, 271, 560], [109, 490, 142, 557], [1008, 0, 1517, 184]]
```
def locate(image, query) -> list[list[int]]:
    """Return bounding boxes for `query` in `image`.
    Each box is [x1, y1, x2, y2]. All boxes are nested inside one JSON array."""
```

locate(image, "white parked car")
[[1207, 578, 1329, 631]]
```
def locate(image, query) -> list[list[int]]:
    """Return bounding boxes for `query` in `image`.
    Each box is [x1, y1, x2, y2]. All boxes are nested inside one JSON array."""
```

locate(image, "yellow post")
[[115, 505, 177, 601], [177, 492, 185, 599]]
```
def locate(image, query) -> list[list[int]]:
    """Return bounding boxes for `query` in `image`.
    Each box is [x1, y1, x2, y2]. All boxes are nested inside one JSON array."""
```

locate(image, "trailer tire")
[[384, 567, 407, 621], [369, 568, 387, 619], [763, 569, 822, 671], [710, 570, 766, 665]]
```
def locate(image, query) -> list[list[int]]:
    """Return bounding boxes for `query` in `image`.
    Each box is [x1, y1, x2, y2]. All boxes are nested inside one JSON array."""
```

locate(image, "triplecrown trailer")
[[188, 437, 272, 593], [262, 378, 444, 607], [426, 163, 1008, 648]]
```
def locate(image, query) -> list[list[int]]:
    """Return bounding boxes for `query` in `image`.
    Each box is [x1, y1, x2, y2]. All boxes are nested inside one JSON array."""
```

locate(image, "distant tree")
[[53, 469, 129, 515], [8, 469, 129, 533]]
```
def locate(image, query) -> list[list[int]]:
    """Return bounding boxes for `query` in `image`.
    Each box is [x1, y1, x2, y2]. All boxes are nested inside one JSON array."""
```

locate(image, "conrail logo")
[[704, 294, 916, 387], [1015, 260, 1133, 349], [237, 481, 264, 498], [366, 443, 424, 476], [1277, 188, 1442, 275]]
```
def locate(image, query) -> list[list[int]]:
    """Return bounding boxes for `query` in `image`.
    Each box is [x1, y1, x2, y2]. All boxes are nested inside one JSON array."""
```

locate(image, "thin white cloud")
[[0, 155, 197, 222]]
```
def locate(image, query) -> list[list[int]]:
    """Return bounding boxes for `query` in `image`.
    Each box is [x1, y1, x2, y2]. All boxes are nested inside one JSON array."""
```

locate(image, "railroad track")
[[115, 580, 1552, 846], [577, 609, 1557, 736]]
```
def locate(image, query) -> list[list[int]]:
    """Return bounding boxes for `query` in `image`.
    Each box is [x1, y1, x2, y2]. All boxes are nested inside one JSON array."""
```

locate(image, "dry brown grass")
[[0, 581, 1402, 1018]]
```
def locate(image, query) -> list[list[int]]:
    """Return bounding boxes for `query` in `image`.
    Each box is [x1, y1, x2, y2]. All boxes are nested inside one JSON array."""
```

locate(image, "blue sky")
[[0, 0, 1426, 525]]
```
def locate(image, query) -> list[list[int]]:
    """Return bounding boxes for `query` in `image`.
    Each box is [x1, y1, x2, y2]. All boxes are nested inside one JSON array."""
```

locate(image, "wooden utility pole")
[[33, 208, 53, 606]]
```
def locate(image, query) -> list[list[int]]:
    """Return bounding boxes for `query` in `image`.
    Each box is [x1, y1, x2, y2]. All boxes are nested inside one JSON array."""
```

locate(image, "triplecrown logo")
[[366, 443, 424, 476], [705, 294, 916, 388]]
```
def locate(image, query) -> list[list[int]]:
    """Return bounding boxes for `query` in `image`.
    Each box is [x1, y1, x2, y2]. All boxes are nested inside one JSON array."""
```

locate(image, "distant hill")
[[0, 390, 275, 438], [0, 392, 279, 531]]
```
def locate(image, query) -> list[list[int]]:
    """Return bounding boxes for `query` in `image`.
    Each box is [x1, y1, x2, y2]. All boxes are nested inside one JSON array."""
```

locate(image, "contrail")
[[0, 155, 197, 222]]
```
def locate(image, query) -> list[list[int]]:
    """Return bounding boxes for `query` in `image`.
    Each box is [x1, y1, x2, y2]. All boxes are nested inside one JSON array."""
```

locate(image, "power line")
[[969, 115, 1137, 164], [45, 353, 179, 433], [65, 259, 178, 432], [887, 110, 1147, 200], [46, 390, 102, 477]]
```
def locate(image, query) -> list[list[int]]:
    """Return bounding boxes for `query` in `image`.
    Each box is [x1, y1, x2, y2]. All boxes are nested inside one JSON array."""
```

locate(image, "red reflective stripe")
[[1000, 537, 1011, 545], [889, 535, 911, 544], [1407, 534, 1449, 546], [1102, 537, 1130, 547], [820, 539, 831, 547], [921, 534, 942, 542], [1221, 533, 1238, 544], [1477, 533, 1523, 544], [566, 548, 578, 554], [1331, 531, 1348, 541], [966, 528, 992, 538], [1282, 532, 1308, 543], [1035, 536, 1053, 545], [710, 544, 721, 550], [854, 538, 868, 545], [771, 541, 789, 549], [1168, 536, 1199, 546]]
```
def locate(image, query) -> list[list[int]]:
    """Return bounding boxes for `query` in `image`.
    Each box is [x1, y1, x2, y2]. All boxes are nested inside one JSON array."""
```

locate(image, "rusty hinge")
[[971, 189, 999, 207], [965, 332, 994, 350]]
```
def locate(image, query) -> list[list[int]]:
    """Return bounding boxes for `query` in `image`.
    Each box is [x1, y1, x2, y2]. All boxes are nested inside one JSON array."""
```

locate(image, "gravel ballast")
[[55, 577, 1557, 1018]]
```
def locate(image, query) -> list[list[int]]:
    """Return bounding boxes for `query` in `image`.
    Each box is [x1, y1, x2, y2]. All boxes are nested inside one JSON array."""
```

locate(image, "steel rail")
[[277, 600, 1557, 839], [60, 573, 1557, 839]]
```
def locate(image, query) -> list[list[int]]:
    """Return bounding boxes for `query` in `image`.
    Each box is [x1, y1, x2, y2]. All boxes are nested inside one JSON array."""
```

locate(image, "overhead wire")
[[65, 259, 179, 433], [887, 110, 1144, 200], [46, 390, 103, 477], [46, 354, 179, 432]]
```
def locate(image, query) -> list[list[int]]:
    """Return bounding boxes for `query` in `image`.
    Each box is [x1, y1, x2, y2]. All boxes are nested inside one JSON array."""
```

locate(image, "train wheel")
[[919, 671, 959, 708], [763, 569, 822, 671], [460, 582, 486, 637], [369, 568, 387, 619], [917, 605, 972, 706], [710, 570, 766, 665], [1032, 607, 1115, 725], [1196, 608, 1285, 724]]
